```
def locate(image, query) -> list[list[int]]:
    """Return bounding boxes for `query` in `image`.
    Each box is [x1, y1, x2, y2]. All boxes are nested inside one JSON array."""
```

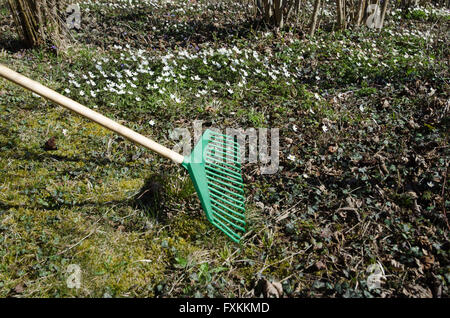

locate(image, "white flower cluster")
[[67, 42, 299, 104]]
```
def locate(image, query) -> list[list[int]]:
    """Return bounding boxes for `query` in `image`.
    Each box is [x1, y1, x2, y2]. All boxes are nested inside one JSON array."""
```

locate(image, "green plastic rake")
[[183, 130, 246, 242], [0, 64, 246, 243]]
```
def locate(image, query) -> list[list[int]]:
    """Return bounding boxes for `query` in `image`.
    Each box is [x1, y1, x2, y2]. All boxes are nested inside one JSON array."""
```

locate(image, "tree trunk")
[[355, 0, 366, 26], [8, 0, 67, 48], [273, 0, 284, 28], [258, 0, 299, 28], [309, 0, 321, 36], [336, 0, 346, 29], [378, 0, 389, 29]]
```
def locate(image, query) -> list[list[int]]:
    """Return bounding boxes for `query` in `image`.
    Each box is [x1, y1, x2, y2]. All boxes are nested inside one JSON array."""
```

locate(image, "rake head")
[[182, 129, 246, 243]]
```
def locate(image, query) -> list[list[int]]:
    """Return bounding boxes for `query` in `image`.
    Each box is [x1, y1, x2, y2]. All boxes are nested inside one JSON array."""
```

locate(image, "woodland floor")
[[0, 0, 449, 297]]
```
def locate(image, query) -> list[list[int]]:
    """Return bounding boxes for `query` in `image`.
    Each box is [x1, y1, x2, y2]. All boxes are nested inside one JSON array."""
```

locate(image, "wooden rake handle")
[[0, 63, 185, 164]]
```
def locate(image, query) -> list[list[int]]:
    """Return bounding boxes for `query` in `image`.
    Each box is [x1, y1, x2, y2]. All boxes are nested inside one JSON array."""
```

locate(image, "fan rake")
[[183, 129, 246, 242]]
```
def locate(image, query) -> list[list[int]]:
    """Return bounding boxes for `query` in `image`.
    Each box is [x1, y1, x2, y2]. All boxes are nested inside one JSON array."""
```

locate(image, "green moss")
[[169, 213, 209, 240]]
